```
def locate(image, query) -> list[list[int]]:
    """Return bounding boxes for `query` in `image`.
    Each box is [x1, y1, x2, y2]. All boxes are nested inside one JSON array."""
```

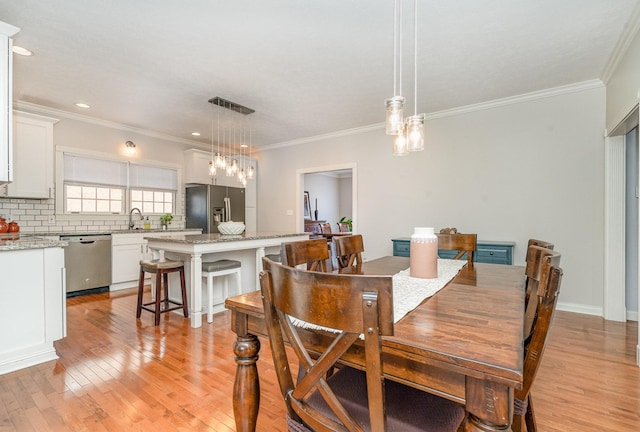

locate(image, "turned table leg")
[[233, 334, 261, 432], [463, 377, 513, 432]]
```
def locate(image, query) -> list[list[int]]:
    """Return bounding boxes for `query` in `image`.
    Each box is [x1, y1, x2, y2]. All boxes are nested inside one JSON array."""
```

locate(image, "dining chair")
[[333, 234, 364, 269], [436, 233, 477, 265], [281, 238, 330, 272], [337, 222, 350, 232], [320, 222, 332, 234], [513, 255, 563, 432], [259, 258, 466, 432], [524, 239, 555, 306], [523, 245, 561, 340], [527, 239, 554, 251]]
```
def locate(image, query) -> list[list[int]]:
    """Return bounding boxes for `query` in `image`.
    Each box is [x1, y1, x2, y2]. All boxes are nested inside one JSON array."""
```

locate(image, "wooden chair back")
[[527, 239, 554, 251], [304, 222, 323, 238], [337, 222, 350, 232], [436, 233, 477, 264], [280, 238, 330, 272], [333, 234, 364, 269], [513, 257, 563, 432], [320, 222, 332, 234], [523, 246, 561, 339], [259, 258, 394, 432]]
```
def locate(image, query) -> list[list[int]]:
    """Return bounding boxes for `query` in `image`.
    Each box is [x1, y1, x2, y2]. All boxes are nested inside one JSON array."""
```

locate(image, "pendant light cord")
[[413, 0, 417, 115]]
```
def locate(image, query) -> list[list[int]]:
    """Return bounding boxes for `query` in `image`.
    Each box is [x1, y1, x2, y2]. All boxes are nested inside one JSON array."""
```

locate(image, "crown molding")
[[601, 2, 640, 84], [13, 100, 208, 148], [424, 80, 604, 121], [260, 123, 383, 152], [263, 80, 604, 151]]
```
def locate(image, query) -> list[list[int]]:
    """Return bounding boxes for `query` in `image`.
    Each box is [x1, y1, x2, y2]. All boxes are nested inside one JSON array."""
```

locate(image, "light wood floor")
[[1, 288, 639, 431]]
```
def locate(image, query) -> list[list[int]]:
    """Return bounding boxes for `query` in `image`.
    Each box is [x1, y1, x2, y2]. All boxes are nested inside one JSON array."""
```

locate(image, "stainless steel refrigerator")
[[186, 184, 245, 233]]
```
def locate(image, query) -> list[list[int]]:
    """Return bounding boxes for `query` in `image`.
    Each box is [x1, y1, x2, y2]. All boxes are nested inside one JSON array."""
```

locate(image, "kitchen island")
[[0, 236, 67, 374], [145, 231, 308, 328]]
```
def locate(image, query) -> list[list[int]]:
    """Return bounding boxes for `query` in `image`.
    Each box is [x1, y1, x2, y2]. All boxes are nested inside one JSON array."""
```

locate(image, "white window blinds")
[[63, 154, 128, 186], [129, 164, 177, 190]]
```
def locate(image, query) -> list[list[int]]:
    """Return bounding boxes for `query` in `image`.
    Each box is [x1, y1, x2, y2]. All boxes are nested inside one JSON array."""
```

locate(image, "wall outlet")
[[48, 215, 56, 224], [286, 209, 293, 216]]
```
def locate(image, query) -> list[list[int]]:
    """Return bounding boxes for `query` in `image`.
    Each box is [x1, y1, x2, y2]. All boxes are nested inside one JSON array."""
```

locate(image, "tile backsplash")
[[0, 194, 184, 234]]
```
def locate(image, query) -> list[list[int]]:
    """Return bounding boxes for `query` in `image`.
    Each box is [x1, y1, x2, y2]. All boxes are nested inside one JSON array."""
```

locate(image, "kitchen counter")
[[29, 228, 202, 237], [0, 235, 68, 251], [144, 231, 306, 244], [146, 231, 309, 328]]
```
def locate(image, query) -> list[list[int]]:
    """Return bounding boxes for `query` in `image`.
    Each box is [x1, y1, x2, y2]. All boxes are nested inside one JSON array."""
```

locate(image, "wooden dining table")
[[224, 256, 525, 432]]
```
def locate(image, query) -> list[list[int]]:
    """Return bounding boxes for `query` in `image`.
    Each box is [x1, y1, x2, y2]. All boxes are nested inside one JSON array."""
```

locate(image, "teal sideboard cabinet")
[[391, 238, 515, 265]]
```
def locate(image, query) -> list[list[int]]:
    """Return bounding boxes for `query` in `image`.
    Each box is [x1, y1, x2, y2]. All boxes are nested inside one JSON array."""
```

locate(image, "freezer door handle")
[[224, 197, 231, 222]]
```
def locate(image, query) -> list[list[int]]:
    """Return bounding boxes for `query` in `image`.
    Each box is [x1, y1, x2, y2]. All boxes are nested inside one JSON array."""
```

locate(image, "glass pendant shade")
[[393, 126, 409, 156], [406, 114, 425, 152], [385, 96, 405, 135], [246, 165, 255, 179], [214, 152, 224, 168], [208, 161, 216, 176], [230, 159, 238, 173], [237, 169, 245, 181]]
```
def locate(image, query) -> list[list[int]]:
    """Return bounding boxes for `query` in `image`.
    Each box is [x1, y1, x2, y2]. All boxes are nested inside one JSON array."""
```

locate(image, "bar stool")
[[137, 258, 189, 326], [202, 260, 242, 323]]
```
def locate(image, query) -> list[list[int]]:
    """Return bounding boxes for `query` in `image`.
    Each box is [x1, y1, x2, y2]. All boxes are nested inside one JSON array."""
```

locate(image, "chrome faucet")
[[129, 207, 143, 229]]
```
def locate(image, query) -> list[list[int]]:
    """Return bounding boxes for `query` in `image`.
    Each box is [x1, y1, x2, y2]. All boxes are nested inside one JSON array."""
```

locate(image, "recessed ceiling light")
[[191, 132, 201, 136], [12, 46, 33, 56], [240, 144, 248, 148], [75, 103, 90, 109]]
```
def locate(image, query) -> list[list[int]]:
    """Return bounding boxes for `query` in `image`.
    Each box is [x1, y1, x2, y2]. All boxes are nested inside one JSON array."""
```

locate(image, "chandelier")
[[207, 96, 256, 187], [385, 0, 425, 155]]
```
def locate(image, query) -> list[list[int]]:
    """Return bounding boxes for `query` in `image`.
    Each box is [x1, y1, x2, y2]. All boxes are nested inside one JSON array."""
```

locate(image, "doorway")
[[626, 127, 639, 321], [296, 163, 357, 233]]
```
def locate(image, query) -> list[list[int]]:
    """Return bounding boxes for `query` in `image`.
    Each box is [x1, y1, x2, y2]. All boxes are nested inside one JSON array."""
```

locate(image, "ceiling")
[[2, 0, 639, 151]]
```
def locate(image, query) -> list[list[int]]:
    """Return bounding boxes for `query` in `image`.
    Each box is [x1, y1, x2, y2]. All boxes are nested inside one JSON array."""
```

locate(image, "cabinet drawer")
[[476, 247, 511, 265], [392, 239, 410, 257]]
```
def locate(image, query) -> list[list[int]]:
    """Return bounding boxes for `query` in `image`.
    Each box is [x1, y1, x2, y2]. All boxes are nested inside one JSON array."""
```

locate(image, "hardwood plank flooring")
[[0, 288, 639, 431]]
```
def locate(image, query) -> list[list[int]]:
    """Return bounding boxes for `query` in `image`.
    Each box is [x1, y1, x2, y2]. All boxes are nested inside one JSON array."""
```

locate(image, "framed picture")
[[303, 191, 312, 220]]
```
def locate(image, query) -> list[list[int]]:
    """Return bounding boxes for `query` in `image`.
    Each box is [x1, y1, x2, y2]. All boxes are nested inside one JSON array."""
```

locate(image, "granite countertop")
[[145, 231, 308, 244], [0, 235, 68, 251], [29, 228, 202, 236]]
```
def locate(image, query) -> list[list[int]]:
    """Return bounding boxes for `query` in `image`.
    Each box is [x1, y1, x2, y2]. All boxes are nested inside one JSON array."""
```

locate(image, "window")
[[131, 189, 174, 214], [66, 184, 124, 213], [62, 153, 178, 215]]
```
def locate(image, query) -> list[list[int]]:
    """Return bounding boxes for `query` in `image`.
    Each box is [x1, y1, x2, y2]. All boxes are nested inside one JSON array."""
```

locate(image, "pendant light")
[[386, 0, 405, 136], [406, 0, 424, 152], [207, 97, 257, 186]]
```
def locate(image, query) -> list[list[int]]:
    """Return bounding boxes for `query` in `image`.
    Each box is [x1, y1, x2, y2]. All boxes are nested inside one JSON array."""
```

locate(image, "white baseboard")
[[627, 310, 639, 322], [557, 301, 603, 317]]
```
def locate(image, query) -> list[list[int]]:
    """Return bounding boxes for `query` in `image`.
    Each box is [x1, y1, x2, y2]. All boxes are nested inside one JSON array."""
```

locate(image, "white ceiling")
[[2, 0, 639, 150]]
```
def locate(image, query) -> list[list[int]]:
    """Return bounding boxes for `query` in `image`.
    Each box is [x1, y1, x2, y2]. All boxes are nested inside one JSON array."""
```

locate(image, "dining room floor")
[[0, 288, 638, 431]]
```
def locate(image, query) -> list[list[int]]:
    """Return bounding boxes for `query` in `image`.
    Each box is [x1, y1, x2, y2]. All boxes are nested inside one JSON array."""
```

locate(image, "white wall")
[[606, 26, 640, 132], [258, 85, 606, 313]]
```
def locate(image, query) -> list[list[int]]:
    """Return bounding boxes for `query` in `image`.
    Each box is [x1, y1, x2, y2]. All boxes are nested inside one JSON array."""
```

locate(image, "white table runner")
[[291, 259, 467, 333]]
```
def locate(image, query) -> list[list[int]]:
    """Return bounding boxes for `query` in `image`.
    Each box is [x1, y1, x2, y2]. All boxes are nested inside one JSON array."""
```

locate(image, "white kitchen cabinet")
[[2, 111, 58, 198], [111, 233, 148, 289], [0, 21, 19, 185], [0, 246, 66, 374], [111, 230, 202, 291]]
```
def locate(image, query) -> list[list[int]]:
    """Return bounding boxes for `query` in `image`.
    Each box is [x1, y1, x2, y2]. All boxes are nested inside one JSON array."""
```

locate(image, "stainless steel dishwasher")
[[61, 234, 112, 296]]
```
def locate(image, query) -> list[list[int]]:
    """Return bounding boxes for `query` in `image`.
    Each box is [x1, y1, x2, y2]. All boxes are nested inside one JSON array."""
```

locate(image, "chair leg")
[[525, 395, 536, 432], [179, 267, 188, 318], [154, 271, 162, 326], [162, 272, 170, 311], [206, 274, 214, 323], [136, 267, 145, 318]]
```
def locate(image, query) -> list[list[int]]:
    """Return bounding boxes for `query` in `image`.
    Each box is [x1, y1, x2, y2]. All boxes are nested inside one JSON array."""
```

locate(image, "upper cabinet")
[[1, 111, 59, 198], [0, 21, 19, 185], [183, 148, 257, 207]]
